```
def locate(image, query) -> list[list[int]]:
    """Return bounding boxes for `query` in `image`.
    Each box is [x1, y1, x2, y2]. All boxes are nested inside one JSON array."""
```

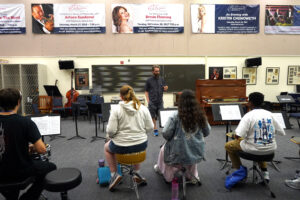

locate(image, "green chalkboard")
[[92, 64, 205, 93], [163, 65, 205, 92]]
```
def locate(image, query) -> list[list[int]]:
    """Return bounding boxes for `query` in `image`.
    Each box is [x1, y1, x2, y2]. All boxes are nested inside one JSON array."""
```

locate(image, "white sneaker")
[[154, 164, 162, 175], [263, 171, 270, 181], [285, 177, 300, 190]]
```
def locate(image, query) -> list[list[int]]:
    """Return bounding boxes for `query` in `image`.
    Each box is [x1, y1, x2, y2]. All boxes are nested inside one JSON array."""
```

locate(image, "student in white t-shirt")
[[225, 92, 285, 181]]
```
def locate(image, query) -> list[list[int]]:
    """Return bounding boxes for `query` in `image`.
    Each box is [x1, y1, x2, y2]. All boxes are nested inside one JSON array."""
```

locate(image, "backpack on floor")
[[97, 165, 122, 186], [225, 165, 247, 189]]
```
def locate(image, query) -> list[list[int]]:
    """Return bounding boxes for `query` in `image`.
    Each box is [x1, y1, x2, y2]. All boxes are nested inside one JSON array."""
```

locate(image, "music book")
[[31, 115, 61, 136], [220, 105, 242, 120], [159, 109, 178, 128], [272, 113, 286, 129]]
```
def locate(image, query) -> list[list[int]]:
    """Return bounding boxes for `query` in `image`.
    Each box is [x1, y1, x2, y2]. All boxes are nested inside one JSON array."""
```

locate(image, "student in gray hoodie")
[[104, 85, 154, 191]]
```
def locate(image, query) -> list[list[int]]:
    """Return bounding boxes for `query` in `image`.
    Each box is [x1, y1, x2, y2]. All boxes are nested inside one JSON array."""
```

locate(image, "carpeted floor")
[[1, 116, 300, 200]]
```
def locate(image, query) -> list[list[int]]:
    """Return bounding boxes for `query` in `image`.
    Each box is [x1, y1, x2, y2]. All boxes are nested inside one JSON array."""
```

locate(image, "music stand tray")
[[44, 85, 62, 97]]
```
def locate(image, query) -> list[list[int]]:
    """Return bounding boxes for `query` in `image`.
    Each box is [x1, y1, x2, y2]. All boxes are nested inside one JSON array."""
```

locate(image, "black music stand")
[[43, 85, 65, 140], [44, 85, 62, 97], [276, 95, 294, 129], [68, 102, 86, 140], [212, 104, 244, 171], [87, 103, 106, 142]]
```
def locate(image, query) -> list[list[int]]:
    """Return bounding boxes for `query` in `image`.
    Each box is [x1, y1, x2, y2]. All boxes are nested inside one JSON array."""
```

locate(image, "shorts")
[[148, 102, 163, 119], [109, 140, 148, 154]]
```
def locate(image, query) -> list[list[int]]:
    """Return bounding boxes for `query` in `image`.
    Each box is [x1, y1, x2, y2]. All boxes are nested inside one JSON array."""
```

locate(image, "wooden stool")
[[115, 151, 146, 199]]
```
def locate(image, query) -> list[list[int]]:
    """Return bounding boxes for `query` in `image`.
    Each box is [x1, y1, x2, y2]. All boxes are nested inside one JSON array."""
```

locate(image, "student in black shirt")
[[0, 88, 56, 200]]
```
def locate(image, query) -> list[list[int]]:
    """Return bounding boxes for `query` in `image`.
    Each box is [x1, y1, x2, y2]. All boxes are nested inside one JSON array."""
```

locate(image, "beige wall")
[[1, 56, 298, 107], [0, 0, 300, 56]]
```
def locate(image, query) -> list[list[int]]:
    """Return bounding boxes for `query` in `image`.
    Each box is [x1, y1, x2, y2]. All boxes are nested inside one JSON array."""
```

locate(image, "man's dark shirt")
[[0, 114, 41, 179], [145, 76, 166, 104]]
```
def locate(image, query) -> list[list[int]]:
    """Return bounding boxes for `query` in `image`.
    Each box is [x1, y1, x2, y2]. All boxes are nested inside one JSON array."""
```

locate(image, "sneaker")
[[188, 176, 201, 185], [285, 177, 300, 190], [262, 171, 270, 181], [154, 164, 162, 175], [109, 173, 122, 191], [133, 174, 147, 186], [154, 129, 159, 136]]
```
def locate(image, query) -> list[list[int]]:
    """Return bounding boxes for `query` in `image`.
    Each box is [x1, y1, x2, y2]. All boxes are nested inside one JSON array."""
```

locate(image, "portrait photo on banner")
[[209, 67, 223, 80], [31, 4, 54, 34], [191, 4, 215, 33], [112, 4, 134, 34]]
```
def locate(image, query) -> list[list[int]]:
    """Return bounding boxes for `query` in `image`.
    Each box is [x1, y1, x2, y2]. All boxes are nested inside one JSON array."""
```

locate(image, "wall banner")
[[32, 4, 105, 34], [0, 4, 25, 34], [191, 4, 259, 34], [112, 4, 184, 33], [265, 5, 300, 34]]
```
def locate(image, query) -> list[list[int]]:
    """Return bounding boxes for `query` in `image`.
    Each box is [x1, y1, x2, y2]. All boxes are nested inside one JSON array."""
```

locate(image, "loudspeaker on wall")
[[59, 60, 74, 70], [245, 57, 261, 67]]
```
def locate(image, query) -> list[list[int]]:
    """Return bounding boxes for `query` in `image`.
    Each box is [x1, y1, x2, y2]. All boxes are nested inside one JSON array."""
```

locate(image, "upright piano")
[[195, 79, 248, 125]]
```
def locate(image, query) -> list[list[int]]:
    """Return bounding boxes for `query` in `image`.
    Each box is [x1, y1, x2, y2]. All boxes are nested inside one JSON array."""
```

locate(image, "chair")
[[101, 103, 111, 132], [284, 136, 300, 160], [38, 96, 52, 113], [44, 168, 82, 200], [32, 103, 40, 114], [238, 151, 276, 198], [52, 97, 67, 117], [76, 96, 89, 119], [115, 151, 147, 199], [0, 176, 35, 199], [289, 113, 300, 129]]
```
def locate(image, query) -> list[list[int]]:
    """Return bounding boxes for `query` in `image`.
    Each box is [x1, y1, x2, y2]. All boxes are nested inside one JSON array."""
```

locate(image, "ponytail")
[[120, 85, 141, 110]]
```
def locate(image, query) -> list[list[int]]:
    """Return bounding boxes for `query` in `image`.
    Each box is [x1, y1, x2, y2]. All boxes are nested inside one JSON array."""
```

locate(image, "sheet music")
[[220, 105, 242, 120], [272, 113, 286, 129], [160, 110, 178, 128], [31, 116, 61, 136]]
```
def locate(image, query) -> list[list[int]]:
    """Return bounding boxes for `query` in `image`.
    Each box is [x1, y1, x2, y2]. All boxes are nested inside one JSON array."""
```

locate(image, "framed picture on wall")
[[287, 65, 300, 85], [209, 67, 223, 80], [75, 68, 89, 90], [266, 67, 279, 85], [223, 66, 237, 79], [242, 67, 257, 85]]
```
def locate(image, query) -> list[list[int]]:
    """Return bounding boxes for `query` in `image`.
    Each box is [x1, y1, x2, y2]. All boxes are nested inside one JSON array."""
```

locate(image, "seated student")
[[104, 85, 154, 191], [0, 88, 56, 200], [225, 92, 285, 180], [154, 89, 210, 182]]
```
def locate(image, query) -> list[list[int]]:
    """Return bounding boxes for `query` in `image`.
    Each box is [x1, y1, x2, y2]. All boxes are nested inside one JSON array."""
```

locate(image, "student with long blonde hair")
[[104, 85, 153, 191]]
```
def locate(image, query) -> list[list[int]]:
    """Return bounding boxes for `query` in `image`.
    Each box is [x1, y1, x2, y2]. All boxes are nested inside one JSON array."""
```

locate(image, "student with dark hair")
[[0, 88, 56, 200], [225, 92, 285, 181], [154, 89, 210, 182], [104, 85, 153, 191]]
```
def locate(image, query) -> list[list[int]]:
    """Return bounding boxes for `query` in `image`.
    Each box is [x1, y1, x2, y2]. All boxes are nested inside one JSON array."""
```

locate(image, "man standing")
[[145, 65, 168, 136], [0, 88, 56, 200], [225, 92, 285, 181]]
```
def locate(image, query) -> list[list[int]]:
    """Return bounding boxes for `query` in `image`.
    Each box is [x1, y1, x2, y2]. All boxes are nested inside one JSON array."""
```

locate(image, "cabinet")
[[0, 64, 47, 114]]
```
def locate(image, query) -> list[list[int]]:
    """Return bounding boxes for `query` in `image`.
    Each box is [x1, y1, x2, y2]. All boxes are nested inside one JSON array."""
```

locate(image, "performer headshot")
[[145, 65, 168, 136], [198, 5, 206, 33], [112, 6, 133, 33], [31, 4, 54, 34]]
